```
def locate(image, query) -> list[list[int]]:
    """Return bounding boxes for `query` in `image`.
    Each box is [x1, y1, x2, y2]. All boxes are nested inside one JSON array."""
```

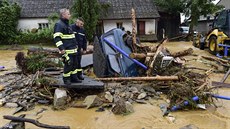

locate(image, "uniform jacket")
[[53, 18, 77, 51], [71, 24, 87, 51]]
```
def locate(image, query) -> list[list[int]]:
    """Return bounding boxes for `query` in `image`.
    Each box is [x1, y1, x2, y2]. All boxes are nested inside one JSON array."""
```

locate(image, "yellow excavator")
[[193, 9, 230, 56]]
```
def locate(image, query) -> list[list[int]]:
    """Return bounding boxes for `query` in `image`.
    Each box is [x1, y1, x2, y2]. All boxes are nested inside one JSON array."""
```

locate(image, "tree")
[[71, 0, 100, 42], [155, 0, 223, 39], [0, 0, 21, 44]]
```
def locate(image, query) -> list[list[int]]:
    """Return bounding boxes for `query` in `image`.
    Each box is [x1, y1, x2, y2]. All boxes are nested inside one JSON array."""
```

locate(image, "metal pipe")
[[103, 38, 147, 70], [211, 94, 230, 100]]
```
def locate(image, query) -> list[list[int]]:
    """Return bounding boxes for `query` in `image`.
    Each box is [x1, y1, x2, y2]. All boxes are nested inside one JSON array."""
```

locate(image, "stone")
[[0, 85, 4, 91], [137, 92, 147, 100], [135, 99, 148, 104], [111, 98, 126, 115], [143, 86, 156, 94], [125, 101, 134, 113], [83, 95, 103, 109], [105, 92, 113, 103], [5, 102, 18, 108], [0, 98, 6, 107], [180, 124, 199, 129], [53, 88, 67, 109], [129, 87, 139, 94], [166, 115, 176, 123]]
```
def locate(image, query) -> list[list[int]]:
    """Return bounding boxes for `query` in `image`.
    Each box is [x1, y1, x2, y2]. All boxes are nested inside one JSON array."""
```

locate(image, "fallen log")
[[129, 53, 155, 59], [96, 75, 179, 81], [171, 48, 193, 58], [202, 56, 230, 67], [3, 115, 70, 129]]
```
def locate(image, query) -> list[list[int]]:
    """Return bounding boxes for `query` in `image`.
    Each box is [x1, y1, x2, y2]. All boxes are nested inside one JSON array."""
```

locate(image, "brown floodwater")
[[0, 42, 230, 129]]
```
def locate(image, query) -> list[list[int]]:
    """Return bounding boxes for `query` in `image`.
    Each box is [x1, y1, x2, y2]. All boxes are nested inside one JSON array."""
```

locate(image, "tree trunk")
[[171, 48, 194, 57], [96, 75, 179, 81]]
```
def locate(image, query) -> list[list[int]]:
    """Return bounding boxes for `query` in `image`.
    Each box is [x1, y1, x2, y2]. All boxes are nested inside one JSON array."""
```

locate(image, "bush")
[[0, 0, 21, 44]]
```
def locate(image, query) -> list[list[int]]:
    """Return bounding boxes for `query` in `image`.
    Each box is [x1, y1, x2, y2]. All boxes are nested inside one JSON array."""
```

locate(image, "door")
[[138, 21, 145, 35]]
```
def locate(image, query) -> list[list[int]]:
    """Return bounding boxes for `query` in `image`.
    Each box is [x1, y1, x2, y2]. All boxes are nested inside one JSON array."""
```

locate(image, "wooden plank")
[[212, 81, 230, 88]]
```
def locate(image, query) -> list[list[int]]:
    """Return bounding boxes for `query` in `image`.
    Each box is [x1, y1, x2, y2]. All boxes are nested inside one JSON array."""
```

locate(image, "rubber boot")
[[71, 74, 82, 83], [63, 77, 71, 85], [77, 71, 84, 80]]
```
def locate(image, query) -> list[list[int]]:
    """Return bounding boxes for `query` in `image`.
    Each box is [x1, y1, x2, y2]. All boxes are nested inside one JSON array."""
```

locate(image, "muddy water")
[[0, 42, 230, 129]]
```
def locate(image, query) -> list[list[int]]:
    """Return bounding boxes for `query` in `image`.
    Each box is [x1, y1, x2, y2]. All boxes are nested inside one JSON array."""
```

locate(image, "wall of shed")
[[18, 18, 48, 31]]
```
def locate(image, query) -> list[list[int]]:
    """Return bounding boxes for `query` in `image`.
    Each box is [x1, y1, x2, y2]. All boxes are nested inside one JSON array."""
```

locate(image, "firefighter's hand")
[[59, 50, 65, 54]]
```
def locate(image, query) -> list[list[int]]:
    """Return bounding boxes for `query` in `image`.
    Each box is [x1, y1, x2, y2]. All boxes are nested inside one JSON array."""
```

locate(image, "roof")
[[99, 0, 160, 19], [9, 0, 73, 18], [9, 0, 159, 19]]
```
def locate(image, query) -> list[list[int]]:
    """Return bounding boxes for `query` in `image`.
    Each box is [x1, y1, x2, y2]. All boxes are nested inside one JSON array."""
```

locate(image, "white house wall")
[[18, 18, 48, 31], [103, 19, 156, 34]]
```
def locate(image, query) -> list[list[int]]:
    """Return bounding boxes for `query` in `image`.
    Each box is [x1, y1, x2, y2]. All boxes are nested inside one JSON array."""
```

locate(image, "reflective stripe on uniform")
[[63, 72, 71, 77], [53, 32, 63, 38], [56, 41, 63, 47], [72, 69, 82, 74], [77, 69, 82, 72], [72, 69, 78, 74], [61, 34, 75, 39], [65, 48, 78, 54], [78, 33, 85, 36]]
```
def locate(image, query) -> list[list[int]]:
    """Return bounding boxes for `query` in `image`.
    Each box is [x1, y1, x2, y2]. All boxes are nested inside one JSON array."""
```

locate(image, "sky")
[[181, 0, 220, 23]]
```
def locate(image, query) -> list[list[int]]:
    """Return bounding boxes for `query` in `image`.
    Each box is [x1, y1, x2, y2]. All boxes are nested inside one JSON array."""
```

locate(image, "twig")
[[3, 115, 70, 129]]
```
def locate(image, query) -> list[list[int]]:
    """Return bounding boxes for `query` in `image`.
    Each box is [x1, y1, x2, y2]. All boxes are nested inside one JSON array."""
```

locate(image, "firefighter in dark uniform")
[[53, 8, 81, 85], [71, 17, 87, 80]]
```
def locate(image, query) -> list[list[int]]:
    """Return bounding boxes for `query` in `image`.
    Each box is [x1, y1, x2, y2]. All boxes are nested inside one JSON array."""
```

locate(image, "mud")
[[0, 42, 230, 129]]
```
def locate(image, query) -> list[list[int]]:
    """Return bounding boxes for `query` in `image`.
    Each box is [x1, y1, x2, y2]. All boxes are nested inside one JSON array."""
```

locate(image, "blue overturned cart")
[[93, 28, 147, 78]]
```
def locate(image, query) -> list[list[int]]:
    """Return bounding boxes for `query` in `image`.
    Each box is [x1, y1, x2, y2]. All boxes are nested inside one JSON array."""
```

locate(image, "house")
[[9, 0, 73, 31], [9, 0, 160, 41], [97, 0, 160, 41]]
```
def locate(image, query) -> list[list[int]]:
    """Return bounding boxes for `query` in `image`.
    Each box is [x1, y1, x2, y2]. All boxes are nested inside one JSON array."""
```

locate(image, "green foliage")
[[155, 0, 224, 38], [72, 0, 100, 42], [0, 0, 20, 44]]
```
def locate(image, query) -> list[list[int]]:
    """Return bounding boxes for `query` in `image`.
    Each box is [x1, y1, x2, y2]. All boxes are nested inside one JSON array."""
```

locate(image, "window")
[[38, 23, 49, 29], [116, 22, 123, 29]]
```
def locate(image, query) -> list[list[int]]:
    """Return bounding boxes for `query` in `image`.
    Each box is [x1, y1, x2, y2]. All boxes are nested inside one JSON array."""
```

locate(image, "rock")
[[137, 92, 147, 100], [166, 114, 176, 123], [135, 99, 148, 104], [125, 101, 134, 113], [105, 92, 113, 103], [0, 98, 6, 107], [5, 102, 18, 108], [0, 93, 4, 99], [111, 98, 126, 115], [83, 95, 103, 109], [159, 103, 169, 116], [143, 86, 156, 94], [0, 85, 4, 91], [180, 124, 199, 129], [53, 88, 67, 109], [129, 87, 139, 94]]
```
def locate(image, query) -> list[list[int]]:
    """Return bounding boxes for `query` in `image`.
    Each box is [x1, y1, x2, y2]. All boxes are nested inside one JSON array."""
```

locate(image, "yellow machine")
[[193, 9, 230, 55]]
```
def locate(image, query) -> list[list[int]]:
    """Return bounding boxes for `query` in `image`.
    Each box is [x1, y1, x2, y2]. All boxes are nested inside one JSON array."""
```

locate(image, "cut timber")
[[3, 115, 70, 129], [171, 48, 193, 58], [212, 81, 230, 88], [202, 56, 229, 67], [131, 8, 137, 52], [129, 53, 155, 59], [96, 76, 179, 81], [221, 68, 230, 83]]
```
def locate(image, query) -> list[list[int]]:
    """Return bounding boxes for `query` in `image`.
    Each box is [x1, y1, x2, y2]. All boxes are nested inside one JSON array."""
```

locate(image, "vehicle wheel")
[[208, 36, 217, 55], [93, 36, 107, 77]]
